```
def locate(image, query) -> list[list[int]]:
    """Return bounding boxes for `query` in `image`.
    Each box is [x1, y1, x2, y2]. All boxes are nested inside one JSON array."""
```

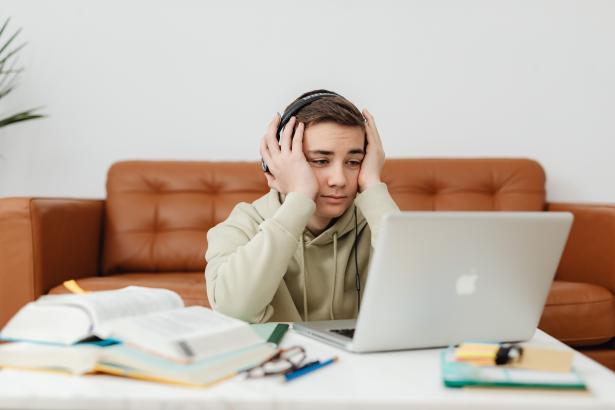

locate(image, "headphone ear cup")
[[261, 115, 292, 175]]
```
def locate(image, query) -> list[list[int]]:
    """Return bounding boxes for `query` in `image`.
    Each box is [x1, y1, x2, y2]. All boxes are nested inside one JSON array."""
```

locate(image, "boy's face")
[[302, 121, 365, 222]]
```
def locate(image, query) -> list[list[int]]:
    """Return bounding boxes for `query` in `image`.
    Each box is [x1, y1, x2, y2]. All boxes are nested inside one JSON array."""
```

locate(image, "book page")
[[0, 342, 100, 375], [117, 306, 235, 339], [1, 304, 93, 344], [37, 286, 184, 329], [101, 306, 263, 360]]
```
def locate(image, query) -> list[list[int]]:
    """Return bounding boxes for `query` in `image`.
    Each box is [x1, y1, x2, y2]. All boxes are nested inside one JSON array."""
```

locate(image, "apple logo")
[[456, 269, 479, 295]]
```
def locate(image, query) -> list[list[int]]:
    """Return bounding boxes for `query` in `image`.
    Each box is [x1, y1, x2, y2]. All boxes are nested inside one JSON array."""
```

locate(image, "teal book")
[[441, 348, 586, 390], [250, 323, 289, 345]]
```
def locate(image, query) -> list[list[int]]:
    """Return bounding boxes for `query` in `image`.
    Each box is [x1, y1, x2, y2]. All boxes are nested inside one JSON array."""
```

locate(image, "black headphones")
[[262, 89, 362, 314]]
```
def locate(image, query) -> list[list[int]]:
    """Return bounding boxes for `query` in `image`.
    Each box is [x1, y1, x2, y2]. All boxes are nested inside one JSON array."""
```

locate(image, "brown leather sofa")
[[1, 159, 614, 370]]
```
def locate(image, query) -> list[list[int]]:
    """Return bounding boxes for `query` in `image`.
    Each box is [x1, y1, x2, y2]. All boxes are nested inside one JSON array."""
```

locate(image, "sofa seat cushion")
[[539, 280, 615, 346], [47, 272, 208, 307]]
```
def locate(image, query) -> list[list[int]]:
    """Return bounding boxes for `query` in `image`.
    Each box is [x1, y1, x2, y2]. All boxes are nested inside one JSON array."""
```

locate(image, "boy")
[[205, 90, 399, 323]]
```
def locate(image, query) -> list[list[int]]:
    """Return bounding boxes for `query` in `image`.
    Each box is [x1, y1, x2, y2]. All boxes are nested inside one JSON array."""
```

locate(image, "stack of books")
[[0, 286, 277, 387]]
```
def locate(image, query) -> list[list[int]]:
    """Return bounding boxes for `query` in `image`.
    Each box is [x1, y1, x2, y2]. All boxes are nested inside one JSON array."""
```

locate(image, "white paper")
[[37, 286, 184, 328]]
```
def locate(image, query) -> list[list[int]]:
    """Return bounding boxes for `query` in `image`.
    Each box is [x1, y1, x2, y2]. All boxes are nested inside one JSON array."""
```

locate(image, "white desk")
[[0, 329, 614, 410]]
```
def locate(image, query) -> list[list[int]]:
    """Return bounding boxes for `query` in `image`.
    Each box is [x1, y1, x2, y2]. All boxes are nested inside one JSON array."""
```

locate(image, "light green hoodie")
[[205, 182, 399, 323]]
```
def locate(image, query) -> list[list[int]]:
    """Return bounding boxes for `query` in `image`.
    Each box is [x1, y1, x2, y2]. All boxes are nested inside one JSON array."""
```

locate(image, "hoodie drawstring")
[[329, 232, 338, 320], [300, 235, 309, 321]]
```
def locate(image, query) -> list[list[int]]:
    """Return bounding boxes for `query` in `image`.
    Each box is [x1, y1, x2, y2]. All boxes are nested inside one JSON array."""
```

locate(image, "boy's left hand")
[[358, 108, 385, 192]]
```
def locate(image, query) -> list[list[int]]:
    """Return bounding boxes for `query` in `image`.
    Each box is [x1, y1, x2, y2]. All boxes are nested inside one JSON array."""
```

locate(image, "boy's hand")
[[260, 113, 319, 201], [358, 109, 385, 192]]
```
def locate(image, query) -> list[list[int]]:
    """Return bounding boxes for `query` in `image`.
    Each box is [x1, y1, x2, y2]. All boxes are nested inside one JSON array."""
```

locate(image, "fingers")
[[363, 108, 376, 135], [291, 121, 305, 153], [266, 112, 280, 136], [264, 172, 281, 191], [363, 108, 376, 128], [261, 114, 307, 175], [260, 136, 275, 174], [266, 113, 282, 155], [362, 108, 382, 145], [362, 108, 374, 145], [279, 116, 296, 153]]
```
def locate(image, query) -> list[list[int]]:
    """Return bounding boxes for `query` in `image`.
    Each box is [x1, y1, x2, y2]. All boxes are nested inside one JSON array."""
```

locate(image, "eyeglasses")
[[244, 346, 307, 378]]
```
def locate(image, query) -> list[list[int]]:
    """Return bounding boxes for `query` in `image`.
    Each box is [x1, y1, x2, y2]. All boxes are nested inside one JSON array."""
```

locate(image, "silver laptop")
[[293, 212, 573, 352]]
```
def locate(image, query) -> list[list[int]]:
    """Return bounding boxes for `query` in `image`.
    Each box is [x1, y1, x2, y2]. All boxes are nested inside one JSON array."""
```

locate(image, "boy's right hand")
[[260, 113, 318, 201]]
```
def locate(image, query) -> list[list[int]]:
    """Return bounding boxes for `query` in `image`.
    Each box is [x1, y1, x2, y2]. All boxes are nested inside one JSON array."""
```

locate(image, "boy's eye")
[[310, 159, 329, 165], [347, 160, 362, 167]]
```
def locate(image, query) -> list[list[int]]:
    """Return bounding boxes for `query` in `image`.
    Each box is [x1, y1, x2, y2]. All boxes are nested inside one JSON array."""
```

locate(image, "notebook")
[[441, 348, 586, 390]]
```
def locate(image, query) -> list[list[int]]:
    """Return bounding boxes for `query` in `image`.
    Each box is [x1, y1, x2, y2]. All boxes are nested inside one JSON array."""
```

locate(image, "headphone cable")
[[354, 207, 360, 312]]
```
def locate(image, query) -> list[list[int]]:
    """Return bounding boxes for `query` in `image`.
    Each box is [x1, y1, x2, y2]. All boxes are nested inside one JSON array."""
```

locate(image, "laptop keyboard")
[[330, 328, 355, 339]]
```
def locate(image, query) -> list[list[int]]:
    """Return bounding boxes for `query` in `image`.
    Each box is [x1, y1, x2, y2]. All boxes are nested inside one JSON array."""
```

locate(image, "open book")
[[0, 286, 265, 362]]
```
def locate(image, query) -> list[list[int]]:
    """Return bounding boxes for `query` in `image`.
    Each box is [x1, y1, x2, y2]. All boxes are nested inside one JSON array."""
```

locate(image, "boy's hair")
[[286, 89, 366, 133]]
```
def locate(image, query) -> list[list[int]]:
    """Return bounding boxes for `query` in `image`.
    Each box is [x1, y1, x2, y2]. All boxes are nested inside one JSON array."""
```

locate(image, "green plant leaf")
[[0, 68, 23, 75], [0, 53, 20, 90], [0, 25, 22, 56], [0, 109, 45, 129], [0, 42, 26, 66], [0, 84, 14, 99], [0, 18, 10, 41], [0, 18, 46, 130]]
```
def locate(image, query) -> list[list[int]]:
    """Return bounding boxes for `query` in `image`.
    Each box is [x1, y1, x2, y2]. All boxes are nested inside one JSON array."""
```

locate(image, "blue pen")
[[284, 357, 338, 382]]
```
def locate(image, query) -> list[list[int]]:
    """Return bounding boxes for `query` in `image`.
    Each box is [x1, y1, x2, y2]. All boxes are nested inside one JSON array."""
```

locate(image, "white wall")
[[1, 0, 614, 202]]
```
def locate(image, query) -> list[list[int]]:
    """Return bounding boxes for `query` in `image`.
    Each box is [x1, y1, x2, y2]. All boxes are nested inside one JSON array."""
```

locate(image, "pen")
[[284, 357, 338, 382]]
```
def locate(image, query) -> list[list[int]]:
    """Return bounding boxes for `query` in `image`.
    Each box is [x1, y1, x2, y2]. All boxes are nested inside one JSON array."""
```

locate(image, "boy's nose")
[[328, 164, 346, 187]]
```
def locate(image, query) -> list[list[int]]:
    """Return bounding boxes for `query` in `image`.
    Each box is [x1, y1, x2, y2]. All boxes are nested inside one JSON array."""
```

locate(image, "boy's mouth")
[[321, 195, 347, 204]]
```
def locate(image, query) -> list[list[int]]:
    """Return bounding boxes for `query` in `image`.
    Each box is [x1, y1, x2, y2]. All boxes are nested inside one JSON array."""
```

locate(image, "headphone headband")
[[277, 91, 342, 140]]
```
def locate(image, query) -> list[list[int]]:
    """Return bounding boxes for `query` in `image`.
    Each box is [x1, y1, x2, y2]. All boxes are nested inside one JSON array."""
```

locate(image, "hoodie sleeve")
[[205, 192, 315, 323], [354, 182, 400, 248]]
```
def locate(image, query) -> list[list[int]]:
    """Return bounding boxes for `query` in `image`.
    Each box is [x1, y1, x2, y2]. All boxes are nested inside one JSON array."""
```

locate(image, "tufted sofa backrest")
[[102, 158, 546, 274], [103, 161, 269, 275], [382, 158, 545, 211]]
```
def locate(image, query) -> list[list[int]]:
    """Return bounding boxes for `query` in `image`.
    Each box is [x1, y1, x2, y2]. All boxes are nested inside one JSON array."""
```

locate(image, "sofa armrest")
[[547, 202, 615, 294], [0, 198, 104, 327]]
